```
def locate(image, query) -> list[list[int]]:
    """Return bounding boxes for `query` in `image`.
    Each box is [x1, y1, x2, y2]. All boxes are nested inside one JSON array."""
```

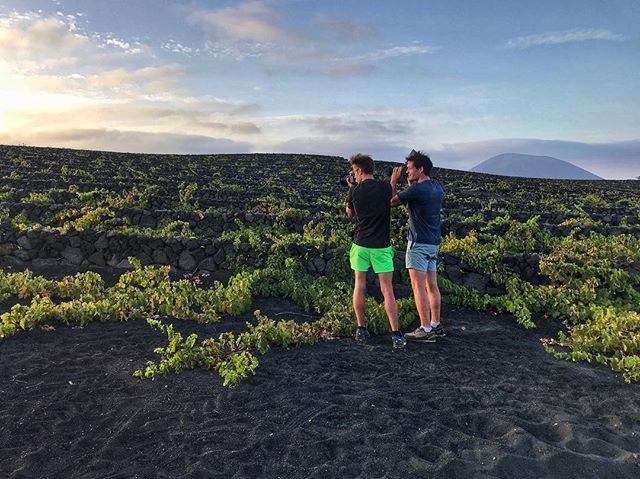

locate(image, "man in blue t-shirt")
[[390, 150, 445, 341]]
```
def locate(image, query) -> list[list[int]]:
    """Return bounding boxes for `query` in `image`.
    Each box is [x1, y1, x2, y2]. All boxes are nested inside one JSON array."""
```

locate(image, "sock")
[[357, 326, 367, 330], [431, 322, 440, 328], [391, 330, 402, 337], [421, 325, 432, 333]]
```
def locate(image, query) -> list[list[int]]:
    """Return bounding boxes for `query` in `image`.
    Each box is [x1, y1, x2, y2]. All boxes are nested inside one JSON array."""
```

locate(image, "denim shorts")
[[405, 242, 439, 272]]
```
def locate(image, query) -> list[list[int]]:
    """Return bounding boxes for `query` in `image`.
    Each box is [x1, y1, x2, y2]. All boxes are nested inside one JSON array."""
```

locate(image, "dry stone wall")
[[0, 222, 546, 295]]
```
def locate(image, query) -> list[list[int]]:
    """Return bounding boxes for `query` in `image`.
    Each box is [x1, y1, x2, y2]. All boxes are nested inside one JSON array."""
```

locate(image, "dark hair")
[[406, 149, 433, 175], [349, 153, 374, 174]]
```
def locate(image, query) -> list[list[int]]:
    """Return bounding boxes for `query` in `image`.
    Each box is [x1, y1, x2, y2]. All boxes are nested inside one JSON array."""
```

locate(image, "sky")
[[0, 0, 638, 178]]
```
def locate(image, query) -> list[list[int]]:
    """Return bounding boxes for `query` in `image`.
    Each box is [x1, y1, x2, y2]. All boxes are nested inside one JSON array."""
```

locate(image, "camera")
[[340, 171, 356, 187], [388, 164, 407, 177]]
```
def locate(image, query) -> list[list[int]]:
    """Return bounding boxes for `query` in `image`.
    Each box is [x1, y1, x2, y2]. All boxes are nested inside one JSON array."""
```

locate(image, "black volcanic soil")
[[2, 266, 640, 479]]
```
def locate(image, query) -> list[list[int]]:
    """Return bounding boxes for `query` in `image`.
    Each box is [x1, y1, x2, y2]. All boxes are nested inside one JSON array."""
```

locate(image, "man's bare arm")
[[390, 166, 404, 208], [346, 206, 354, 217]]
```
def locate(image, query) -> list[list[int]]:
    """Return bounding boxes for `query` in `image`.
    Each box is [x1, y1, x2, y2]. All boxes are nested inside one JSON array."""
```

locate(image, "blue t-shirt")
[[397, 179, 444, 245]]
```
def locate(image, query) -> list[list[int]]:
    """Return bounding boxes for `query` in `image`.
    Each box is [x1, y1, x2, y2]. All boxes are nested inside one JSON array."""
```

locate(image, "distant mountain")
[[470, 153, 602, 180]]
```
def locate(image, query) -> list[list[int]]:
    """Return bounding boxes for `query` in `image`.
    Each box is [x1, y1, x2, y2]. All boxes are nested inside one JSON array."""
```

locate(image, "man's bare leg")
[[426, 271, 441, 326], [408, 269, 431, 328], [378, 272, 399, 331], [353, 270, 367, 327]]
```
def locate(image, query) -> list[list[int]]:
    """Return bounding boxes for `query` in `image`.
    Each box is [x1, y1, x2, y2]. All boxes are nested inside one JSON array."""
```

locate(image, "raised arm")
[[390, 166, 403, 208], [346, 180, 355, 217]]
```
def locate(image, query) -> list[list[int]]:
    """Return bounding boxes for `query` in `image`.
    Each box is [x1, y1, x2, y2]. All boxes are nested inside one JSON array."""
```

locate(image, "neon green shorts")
[[349, 243, 394, 273]]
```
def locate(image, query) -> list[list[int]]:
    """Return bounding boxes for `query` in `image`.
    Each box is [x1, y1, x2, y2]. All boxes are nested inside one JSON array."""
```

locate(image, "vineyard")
[[1, 144, 640, 383], [2, 145, 640, 477]]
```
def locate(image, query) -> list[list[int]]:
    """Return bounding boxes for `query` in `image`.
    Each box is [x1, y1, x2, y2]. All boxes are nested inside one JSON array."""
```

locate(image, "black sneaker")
[[431, 324, 446, 337], [355, 327, 370, 342], [392, 333, 407, 349]]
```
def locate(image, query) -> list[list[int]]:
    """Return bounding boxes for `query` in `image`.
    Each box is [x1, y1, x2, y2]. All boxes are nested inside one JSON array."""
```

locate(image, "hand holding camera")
[[390, 165, 406, 185], [340, 171, 356, 187]]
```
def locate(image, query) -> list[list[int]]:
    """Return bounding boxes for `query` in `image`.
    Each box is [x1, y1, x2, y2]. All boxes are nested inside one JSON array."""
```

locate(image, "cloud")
[[260, 110, 418, 147], [0, 14, 92, 71], [0, 8, 264, 154], [256, 110, 418, 162], [1, 64, 188, 101], [327, 44, 438, 77], [162, 40, 197, 55], [0, 129, 253, 155], [203, 121, 262, 135], [190, 1, 290, 45], [431, 138, 640, 179], [0, 10, 148, 73], [94, 34, 146, 55], [298, 116, 413, 137], [189, 1, 332, 67], [84, 65, 187, 95], [269, 136, 409, 163], [343, 45, 440, 63], [185, 2, 437, 77], [506, 29, 628, 49], [4, 99, 262, 139], [314, 15, 376, 42]]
